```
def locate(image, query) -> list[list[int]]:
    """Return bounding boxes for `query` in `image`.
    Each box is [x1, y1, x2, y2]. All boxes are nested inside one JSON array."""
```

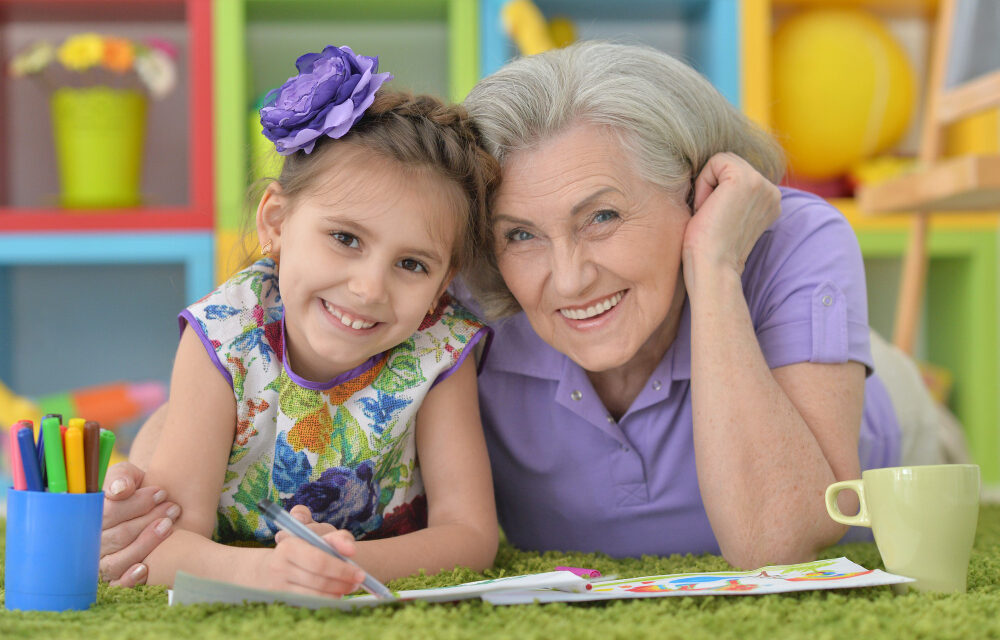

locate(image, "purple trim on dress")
[[178, 309, 235, 389], [279, 312, 385, 391], [430, 326, 492, 389]]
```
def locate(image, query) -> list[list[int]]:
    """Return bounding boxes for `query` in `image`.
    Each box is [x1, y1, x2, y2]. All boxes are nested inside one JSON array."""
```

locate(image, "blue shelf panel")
[[0, 232, 214, 395], [479, 0, 740, 106]]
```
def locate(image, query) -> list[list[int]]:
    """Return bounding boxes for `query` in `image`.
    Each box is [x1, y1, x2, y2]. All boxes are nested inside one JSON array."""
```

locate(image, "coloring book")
[[169, 557, 911, 609]]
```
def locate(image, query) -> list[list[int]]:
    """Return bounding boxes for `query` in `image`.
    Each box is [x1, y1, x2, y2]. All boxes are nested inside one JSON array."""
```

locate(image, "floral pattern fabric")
[[180, 259, 488, 544]]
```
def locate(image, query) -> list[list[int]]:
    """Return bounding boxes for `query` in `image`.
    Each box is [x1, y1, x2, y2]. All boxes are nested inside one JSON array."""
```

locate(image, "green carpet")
[[3, 506, 1000, 639]]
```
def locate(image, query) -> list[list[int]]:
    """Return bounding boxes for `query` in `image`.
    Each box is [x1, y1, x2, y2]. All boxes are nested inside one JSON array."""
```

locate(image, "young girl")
[[141, 45, 500, 596]]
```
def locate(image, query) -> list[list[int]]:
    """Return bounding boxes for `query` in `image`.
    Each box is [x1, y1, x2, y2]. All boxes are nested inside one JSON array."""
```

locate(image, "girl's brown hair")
[[241, 90, 500, 276]]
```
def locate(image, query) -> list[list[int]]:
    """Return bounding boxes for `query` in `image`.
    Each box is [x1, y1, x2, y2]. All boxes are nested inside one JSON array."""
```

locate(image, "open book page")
[[169, 570, 591, 608], [483, 557, 913, 605]]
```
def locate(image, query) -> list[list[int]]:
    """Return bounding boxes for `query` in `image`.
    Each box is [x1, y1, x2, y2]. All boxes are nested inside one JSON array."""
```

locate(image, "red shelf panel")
[[0, 207, 212, 232], [0, 0, 213, 234]]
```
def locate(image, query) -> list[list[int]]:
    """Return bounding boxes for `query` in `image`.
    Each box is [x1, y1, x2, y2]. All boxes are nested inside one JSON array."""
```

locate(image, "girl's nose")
[[347, 265, 389, 305]]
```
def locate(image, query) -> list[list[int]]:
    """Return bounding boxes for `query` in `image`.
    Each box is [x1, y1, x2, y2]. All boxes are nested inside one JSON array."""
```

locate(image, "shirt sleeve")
[[743, 189, 873, 373]]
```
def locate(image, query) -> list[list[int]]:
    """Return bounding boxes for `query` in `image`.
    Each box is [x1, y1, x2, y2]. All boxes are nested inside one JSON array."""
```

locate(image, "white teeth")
[[323, 300, 376, 329], [559, 291, 624, 320]]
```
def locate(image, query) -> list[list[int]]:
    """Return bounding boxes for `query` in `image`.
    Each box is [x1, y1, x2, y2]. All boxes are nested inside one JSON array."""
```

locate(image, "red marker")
[[9, 420, 32, 491]]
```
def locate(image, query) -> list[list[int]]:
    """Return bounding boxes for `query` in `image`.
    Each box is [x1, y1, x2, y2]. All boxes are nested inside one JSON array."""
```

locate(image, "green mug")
[[825, 464, 980, 593]]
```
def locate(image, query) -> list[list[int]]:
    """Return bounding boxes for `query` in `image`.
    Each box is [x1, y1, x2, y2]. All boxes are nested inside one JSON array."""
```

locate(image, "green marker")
[[97, 429, 116, 490], [41, 415, 67, 492]]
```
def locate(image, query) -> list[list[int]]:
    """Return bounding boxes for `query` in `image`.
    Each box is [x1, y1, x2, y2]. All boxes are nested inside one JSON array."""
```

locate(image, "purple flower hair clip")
[[260, 45, 393, 156]]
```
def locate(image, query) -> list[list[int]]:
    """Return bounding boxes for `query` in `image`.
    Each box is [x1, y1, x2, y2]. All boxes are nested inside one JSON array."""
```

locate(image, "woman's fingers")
[[100, 515, 175, 583], [101, 495, 179, 554], [102, 485, 174, 530], [107, 563, 149, 588]]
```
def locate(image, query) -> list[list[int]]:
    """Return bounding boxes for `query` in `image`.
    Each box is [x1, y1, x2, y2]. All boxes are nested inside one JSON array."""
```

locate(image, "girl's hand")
[[264, 505, 365, 597], [682, 152, 782, 277]]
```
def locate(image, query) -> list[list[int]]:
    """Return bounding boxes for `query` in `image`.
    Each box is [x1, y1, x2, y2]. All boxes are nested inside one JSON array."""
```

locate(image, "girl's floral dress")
[[179, 259, 490, 544]]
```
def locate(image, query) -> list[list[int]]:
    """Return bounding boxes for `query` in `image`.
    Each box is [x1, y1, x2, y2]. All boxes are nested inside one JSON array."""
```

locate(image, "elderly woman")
[[100, 42, 938, 585]]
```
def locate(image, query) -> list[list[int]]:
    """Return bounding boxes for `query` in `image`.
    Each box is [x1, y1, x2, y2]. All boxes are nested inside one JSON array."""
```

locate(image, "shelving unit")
[[742, 0, 1000, 484], [0, 0, 214, 395]]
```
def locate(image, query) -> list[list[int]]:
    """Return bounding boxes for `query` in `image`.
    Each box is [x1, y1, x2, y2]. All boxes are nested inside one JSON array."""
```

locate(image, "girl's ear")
[[256, 182, 287, 256], [429, 267, 457, 313]]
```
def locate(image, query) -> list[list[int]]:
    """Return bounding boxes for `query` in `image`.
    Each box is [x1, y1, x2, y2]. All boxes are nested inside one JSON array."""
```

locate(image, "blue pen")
[[17, 427, 44, 491], [257, 499, 395, 600], [35, 430, 47, 488]]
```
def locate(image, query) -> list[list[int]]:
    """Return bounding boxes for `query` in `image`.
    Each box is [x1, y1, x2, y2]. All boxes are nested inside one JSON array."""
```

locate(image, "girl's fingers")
[[289, 504, 313, 524], [323, 529, 358, 556]]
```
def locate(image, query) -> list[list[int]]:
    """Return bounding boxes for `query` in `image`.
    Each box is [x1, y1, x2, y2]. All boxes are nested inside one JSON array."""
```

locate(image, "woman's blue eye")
[[398, 258, 428, 274], [592, 209, 619, 224], [504, 229, 534, 242], [332, 232, 359, 248]]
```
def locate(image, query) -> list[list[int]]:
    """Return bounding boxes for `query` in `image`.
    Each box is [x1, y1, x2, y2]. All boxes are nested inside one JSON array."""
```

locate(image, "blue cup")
[[4, 489, 104, 611]]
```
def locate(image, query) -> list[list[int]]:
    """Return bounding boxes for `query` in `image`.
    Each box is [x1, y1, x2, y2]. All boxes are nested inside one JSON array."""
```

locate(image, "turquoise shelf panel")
[[0, 232, 214, 395], [479, 0, 740, 106]]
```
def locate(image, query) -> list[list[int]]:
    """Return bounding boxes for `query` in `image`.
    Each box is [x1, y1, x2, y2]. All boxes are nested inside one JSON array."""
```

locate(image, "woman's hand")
[[682, 152, 782, 281], [99, 462, 181, 587], [263, 505, 366, 597]]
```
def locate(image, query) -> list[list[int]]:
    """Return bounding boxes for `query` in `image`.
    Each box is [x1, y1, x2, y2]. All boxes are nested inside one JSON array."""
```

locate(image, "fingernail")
[[165, 504, 180, 520], [153, 490, 167, 504], [131, 564, 147, 579], [109, 479, 128, 496], [154, 517, 172, 536]]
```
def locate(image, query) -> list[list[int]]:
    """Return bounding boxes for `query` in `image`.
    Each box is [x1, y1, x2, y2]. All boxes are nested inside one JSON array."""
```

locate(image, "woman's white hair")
[[462, 40, 785, 318]]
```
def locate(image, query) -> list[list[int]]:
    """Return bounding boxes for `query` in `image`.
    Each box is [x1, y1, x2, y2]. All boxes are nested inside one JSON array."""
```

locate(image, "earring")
[[261, 240, 272, 255]]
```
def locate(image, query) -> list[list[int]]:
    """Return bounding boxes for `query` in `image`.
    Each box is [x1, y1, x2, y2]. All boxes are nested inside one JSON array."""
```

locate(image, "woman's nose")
[[549, 242, 597, 298]]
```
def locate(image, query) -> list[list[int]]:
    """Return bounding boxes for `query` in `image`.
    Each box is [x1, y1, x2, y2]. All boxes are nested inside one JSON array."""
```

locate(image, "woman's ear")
[[256, 182, 287, 256]]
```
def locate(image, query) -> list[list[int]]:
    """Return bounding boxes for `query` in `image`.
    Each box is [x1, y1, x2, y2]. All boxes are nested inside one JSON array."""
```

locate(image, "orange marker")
[[65, 426, 86, 493]]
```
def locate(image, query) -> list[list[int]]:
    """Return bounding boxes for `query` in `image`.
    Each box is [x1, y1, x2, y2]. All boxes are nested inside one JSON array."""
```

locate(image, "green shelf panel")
[[858, 229, 1000, 485]]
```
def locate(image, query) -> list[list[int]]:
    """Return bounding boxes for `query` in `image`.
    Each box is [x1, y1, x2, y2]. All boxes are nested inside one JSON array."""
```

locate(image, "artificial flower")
[[134, 47, 176, 99], [8, 41, 55, 77], [259, 45, 393, 155], [101, 37, 134, 73], [57, 33, 103, 71]]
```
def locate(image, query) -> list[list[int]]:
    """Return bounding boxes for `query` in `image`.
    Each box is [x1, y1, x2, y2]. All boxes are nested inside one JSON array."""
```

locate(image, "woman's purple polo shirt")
[[473, 188, 900, 558]]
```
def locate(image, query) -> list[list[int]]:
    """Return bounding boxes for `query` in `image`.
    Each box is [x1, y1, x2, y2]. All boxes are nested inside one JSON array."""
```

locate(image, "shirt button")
[[620, 444, 630, 452], [821, 295, 833, 306], [652, 380, 663, 391], [606, 415, 615, 423], [570, 390, 582, 401]]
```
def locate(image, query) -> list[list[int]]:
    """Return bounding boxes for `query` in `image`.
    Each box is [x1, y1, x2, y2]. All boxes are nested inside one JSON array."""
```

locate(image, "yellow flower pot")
[[51, 87, 147, 209]]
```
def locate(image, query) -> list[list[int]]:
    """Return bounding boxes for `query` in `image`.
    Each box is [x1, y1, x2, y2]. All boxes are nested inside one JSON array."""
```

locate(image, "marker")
[[68, 417, 86, 430], [97, 428, 116, 490], [257, 499, 395, 600], [42, 416, 68, 492], [16, 427, 44, 491], [65, 426, 86, 493], [83, 421, 101, 493], [9, 421, 31, 491]]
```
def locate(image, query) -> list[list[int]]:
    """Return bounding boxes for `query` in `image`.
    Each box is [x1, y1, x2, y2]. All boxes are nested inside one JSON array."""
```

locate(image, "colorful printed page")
[[482, 558, 913, 605], [169, 570, 591, 609]]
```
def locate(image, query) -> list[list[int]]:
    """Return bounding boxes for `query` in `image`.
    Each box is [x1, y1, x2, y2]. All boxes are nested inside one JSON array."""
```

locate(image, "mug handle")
[[825, 479, 870, 527]]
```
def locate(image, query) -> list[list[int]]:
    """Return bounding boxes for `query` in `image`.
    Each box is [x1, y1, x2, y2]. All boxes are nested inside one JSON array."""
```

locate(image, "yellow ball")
[[771, 9, 916, 180]]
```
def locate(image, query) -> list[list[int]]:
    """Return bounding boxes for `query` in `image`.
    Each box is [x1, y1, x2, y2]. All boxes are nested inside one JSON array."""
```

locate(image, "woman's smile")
[[557, 290, 626, 321]]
